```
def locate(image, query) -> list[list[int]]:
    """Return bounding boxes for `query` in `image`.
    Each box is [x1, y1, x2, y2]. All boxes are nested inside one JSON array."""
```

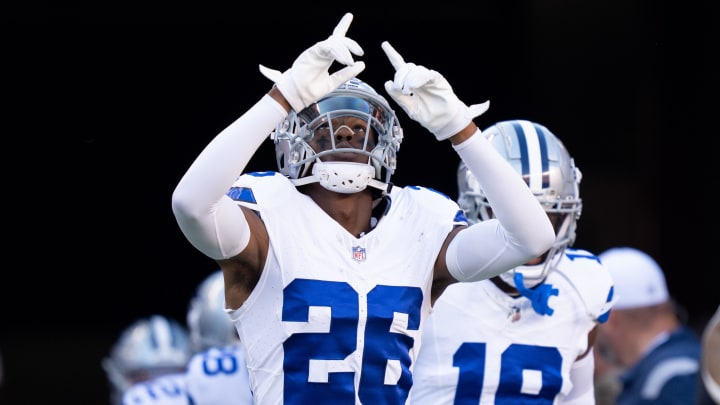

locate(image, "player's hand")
[[381, 41, 489, 141], [259, 12, 366, 112]]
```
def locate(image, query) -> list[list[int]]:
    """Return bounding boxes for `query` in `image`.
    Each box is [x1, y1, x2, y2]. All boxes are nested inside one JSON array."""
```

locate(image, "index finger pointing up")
[[332, 13, 355, 36], [381, 41, 406, 70]]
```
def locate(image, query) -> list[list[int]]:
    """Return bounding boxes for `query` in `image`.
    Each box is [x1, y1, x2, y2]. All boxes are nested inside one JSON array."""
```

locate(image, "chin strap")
[[290, 161, 389, 194], [513, 272, 558, 316], [290, 175, 388, 193]]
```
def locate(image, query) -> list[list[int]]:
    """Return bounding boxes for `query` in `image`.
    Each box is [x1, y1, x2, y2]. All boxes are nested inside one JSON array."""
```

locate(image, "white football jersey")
[[226, 172, 465, 404], [410, 248, 614, 404], [121, 373, 188, 405], [185, 344, 253, 404]]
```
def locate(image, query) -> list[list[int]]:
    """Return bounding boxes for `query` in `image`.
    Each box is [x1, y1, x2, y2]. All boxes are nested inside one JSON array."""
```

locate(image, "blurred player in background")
[[410, 120, 616, 404], [102, 314, 192, 405], [185, 270, 253, 404]]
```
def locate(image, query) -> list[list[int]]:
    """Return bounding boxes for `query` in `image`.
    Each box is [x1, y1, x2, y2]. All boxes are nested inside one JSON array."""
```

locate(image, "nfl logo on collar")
[[352, 246, 366, 262]]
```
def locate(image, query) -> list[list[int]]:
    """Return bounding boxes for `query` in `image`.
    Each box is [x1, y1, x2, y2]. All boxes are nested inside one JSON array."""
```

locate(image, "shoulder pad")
[[557, 248, 616, 323]]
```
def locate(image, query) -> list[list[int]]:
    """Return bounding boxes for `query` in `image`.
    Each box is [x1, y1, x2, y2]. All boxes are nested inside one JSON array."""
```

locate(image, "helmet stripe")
[[150, 315, 181, 350], [513, 120, 550, 191], [149, 315, 165, 349], [533, 122, 550, 189]]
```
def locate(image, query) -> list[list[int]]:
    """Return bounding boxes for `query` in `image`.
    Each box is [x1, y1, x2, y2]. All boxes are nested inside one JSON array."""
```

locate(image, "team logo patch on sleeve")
[[352, 246, 366, 262], [227, 186, 256, 203]]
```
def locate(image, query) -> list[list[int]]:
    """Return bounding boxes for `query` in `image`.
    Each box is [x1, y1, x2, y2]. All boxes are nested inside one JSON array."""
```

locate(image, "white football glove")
[[258, 13, 366, 112], [381, 41, 489, 141]]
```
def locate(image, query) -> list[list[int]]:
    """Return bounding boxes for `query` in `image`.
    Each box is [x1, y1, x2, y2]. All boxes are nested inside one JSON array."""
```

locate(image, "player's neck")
[[490, 276, 520, 297], [303, 184, 375, 237]]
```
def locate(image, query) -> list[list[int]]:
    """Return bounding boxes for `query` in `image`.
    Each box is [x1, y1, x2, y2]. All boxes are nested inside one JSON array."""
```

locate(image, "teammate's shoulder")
[[561, 248, 603, 270], [187, 348, 221, 377], [556, 247, 615, 322], [186, 350, 206, 368], [556, 247, 611, 283]]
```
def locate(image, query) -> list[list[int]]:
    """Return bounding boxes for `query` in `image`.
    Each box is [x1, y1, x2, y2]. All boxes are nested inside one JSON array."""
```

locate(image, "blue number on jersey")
[[282, 279, 422, 404], [454, 343, 562, 404], [201, 347, 239, 376]]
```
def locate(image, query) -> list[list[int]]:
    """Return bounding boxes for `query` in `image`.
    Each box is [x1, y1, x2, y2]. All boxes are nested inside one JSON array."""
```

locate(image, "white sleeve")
[[171, 94, 288, 260], [563, 348, 596, 405], [446, 130, 555, 282]]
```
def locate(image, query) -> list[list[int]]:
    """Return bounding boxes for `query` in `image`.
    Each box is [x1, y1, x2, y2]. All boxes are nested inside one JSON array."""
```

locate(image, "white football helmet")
[[102, 315, 191, 404], [457, 119, 582, 289], [186, 270, 239, 353], [272, 77, 403, 194]]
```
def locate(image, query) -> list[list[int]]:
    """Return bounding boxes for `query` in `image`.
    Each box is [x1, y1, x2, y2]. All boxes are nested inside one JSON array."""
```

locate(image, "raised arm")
[[381, 41, 555, 284], [172, 12, 366, 261]]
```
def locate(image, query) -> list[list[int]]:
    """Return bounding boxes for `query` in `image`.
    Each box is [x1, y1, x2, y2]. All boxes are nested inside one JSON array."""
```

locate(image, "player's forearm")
[[171, 94, 286, 259], [173, 94, 287, 208], [454, 130, 554, 256]]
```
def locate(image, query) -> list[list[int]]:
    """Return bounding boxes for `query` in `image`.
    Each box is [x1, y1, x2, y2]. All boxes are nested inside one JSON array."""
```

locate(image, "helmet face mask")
[[457, 120, 582, 289], [273, 78, 403, 193], [306, 116, 377, 159]]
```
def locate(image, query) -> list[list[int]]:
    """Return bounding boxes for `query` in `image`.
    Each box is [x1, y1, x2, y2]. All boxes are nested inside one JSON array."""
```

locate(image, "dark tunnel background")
[[2, 1, 715, 403]]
